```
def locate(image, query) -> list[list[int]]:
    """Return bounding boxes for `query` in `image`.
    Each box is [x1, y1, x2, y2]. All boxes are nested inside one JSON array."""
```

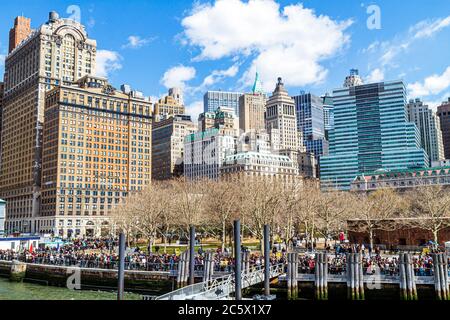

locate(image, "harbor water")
[[0, 277, 141, 300]]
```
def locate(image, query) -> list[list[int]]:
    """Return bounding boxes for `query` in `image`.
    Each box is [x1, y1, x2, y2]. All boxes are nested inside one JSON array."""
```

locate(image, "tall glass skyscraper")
[[203, 91, 242, 116], [322, 94, 334, 140], [320, 79, 429, 190], [293, 93, 328, 157]]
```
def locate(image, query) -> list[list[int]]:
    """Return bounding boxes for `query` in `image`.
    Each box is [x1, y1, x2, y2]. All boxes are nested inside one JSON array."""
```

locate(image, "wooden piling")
[[443, 254, 449, 300], [176, 252, 183, 288], [406, 254, 418, 300], [357, 253, 365, 300], [354, 253, 360, 300], [287, 253, 292, 300], [314, 253, 319, 300], [293, 252, 298, 299], [183, 250, 190, 286], [433, 253, 442, 300], [203, 252, 213, 282], [399, 253, 408, 300], [437, 254, 449, 300], [323, 252, 329, 299], [346, 253, 352, 300]]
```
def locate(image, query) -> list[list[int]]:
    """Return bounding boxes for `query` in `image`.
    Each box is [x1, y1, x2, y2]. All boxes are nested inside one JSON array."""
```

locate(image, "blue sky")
[[1, 0, 450, 118]]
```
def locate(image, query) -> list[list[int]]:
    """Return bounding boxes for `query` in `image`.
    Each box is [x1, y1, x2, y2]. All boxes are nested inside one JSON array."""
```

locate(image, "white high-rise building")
[[265, 77, 301, 151], [184, 128, 237, 181], [407, 98, 445, 162]]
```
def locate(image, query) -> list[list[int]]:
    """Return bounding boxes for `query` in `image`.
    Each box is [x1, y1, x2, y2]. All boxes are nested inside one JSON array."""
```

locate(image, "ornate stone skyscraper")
[[265, 77, 300, 151], [0, 11, 97, 233], [343, 69, 363, 88]]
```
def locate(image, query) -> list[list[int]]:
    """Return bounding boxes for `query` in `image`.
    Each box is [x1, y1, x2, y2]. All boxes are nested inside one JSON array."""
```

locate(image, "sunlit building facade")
[[0, 12, 97, 234], [321, 78, 428, 190], [39, 76, 152, 237]]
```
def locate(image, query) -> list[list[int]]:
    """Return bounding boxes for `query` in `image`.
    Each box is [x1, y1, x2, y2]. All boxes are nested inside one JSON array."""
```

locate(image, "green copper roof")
[[252, 72, 264, 94]]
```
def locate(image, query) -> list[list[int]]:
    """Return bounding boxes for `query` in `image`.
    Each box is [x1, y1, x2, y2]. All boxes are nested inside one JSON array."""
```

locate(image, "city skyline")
[[1, 0, 450, 121]]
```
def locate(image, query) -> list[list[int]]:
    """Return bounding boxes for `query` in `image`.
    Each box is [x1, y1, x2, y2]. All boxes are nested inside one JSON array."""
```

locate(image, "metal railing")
[[155, 263, 285, 301]]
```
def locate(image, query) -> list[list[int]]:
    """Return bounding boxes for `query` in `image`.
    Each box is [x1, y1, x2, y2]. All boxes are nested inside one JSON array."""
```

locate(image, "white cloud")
[[365, 68, 384, 83], [95, 50, 122, 77], [181, 0, 352, 91], [365, 15, 450, 77], [0, 54, 5, 66], [408, 66, 450, 97], [196, 64, 239, 91], [186, 100, 203, 121], [424, 92, 450, 112], [161, 65, 196, 89], [412, 16, 450, 39], [122, 35, 155, 49]]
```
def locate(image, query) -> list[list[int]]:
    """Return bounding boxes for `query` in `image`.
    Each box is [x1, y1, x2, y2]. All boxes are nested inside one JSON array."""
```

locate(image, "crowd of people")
[[0, 238, 448, 277], [294, 250, 448, 277]]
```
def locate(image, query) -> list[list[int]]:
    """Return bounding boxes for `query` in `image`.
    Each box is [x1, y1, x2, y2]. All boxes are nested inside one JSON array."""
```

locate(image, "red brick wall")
[[348, 227, 450, 246]]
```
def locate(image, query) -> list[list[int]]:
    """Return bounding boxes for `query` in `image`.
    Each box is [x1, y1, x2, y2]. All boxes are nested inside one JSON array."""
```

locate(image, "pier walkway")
[[154, 264, 285, 300]]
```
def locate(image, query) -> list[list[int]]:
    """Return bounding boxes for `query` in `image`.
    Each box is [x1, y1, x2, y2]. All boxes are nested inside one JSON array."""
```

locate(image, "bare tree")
[[170, 178, 207, 237], [316, 190, 350, 247], [204, 176, 240, 251], [295, 180, 321, 249], [347, 188, 406, 250], [239, 177, 285, 250], [403, 185, 450, 246]]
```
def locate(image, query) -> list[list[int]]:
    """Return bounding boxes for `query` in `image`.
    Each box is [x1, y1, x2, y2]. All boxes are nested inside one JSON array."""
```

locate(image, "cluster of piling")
[[203, 252, 215, 283], [287, 252, 299, 299], [314, 252, 328, 300], [346, 253, 365, 300], [399, 253, 418, 300], [433, 253, 449, 300], [176, 250, 190, 288], [241, 251, 251, 275]]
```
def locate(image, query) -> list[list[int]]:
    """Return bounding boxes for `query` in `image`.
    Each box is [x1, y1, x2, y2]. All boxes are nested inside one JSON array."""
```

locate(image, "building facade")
[[198, 107, 238, 136], [8, 16, 32, 53], [184, 128, 237, 180], [221, 151, 301, 185], [203, 91, 242, 116], [0, 82, 3, 153], [0, 200, 5, 235], [152, 115, 197, 180], [406, 98, 444, 162], [320, 76, 428, 190], [351, 166, 450, 192], [322, 93, 334, 141], [293, 92, 329, 159], [153, 93, 185, 122], [437, 98, 450, 159], [0, 12, 97, 234], [265, 78, 300, 152], [168, 87, 184, 107], [36, 76, 152, 238], [239, 93, 266, 133]]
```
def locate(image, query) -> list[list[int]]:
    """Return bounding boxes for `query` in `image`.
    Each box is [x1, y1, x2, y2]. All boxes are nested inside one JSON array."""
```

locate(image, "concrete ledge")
[[0, 260, 173, 294]]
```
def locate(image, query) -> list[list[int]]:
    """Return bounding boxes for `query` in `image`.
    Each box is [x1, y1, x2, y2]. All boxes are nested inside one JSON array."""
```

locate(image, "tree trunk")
[[148, 237, 153, 253], [369, 228, 374, 255], [221, 220, 226, 252], [432, 229, 439, 249], [163, 232, 168, 254]]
